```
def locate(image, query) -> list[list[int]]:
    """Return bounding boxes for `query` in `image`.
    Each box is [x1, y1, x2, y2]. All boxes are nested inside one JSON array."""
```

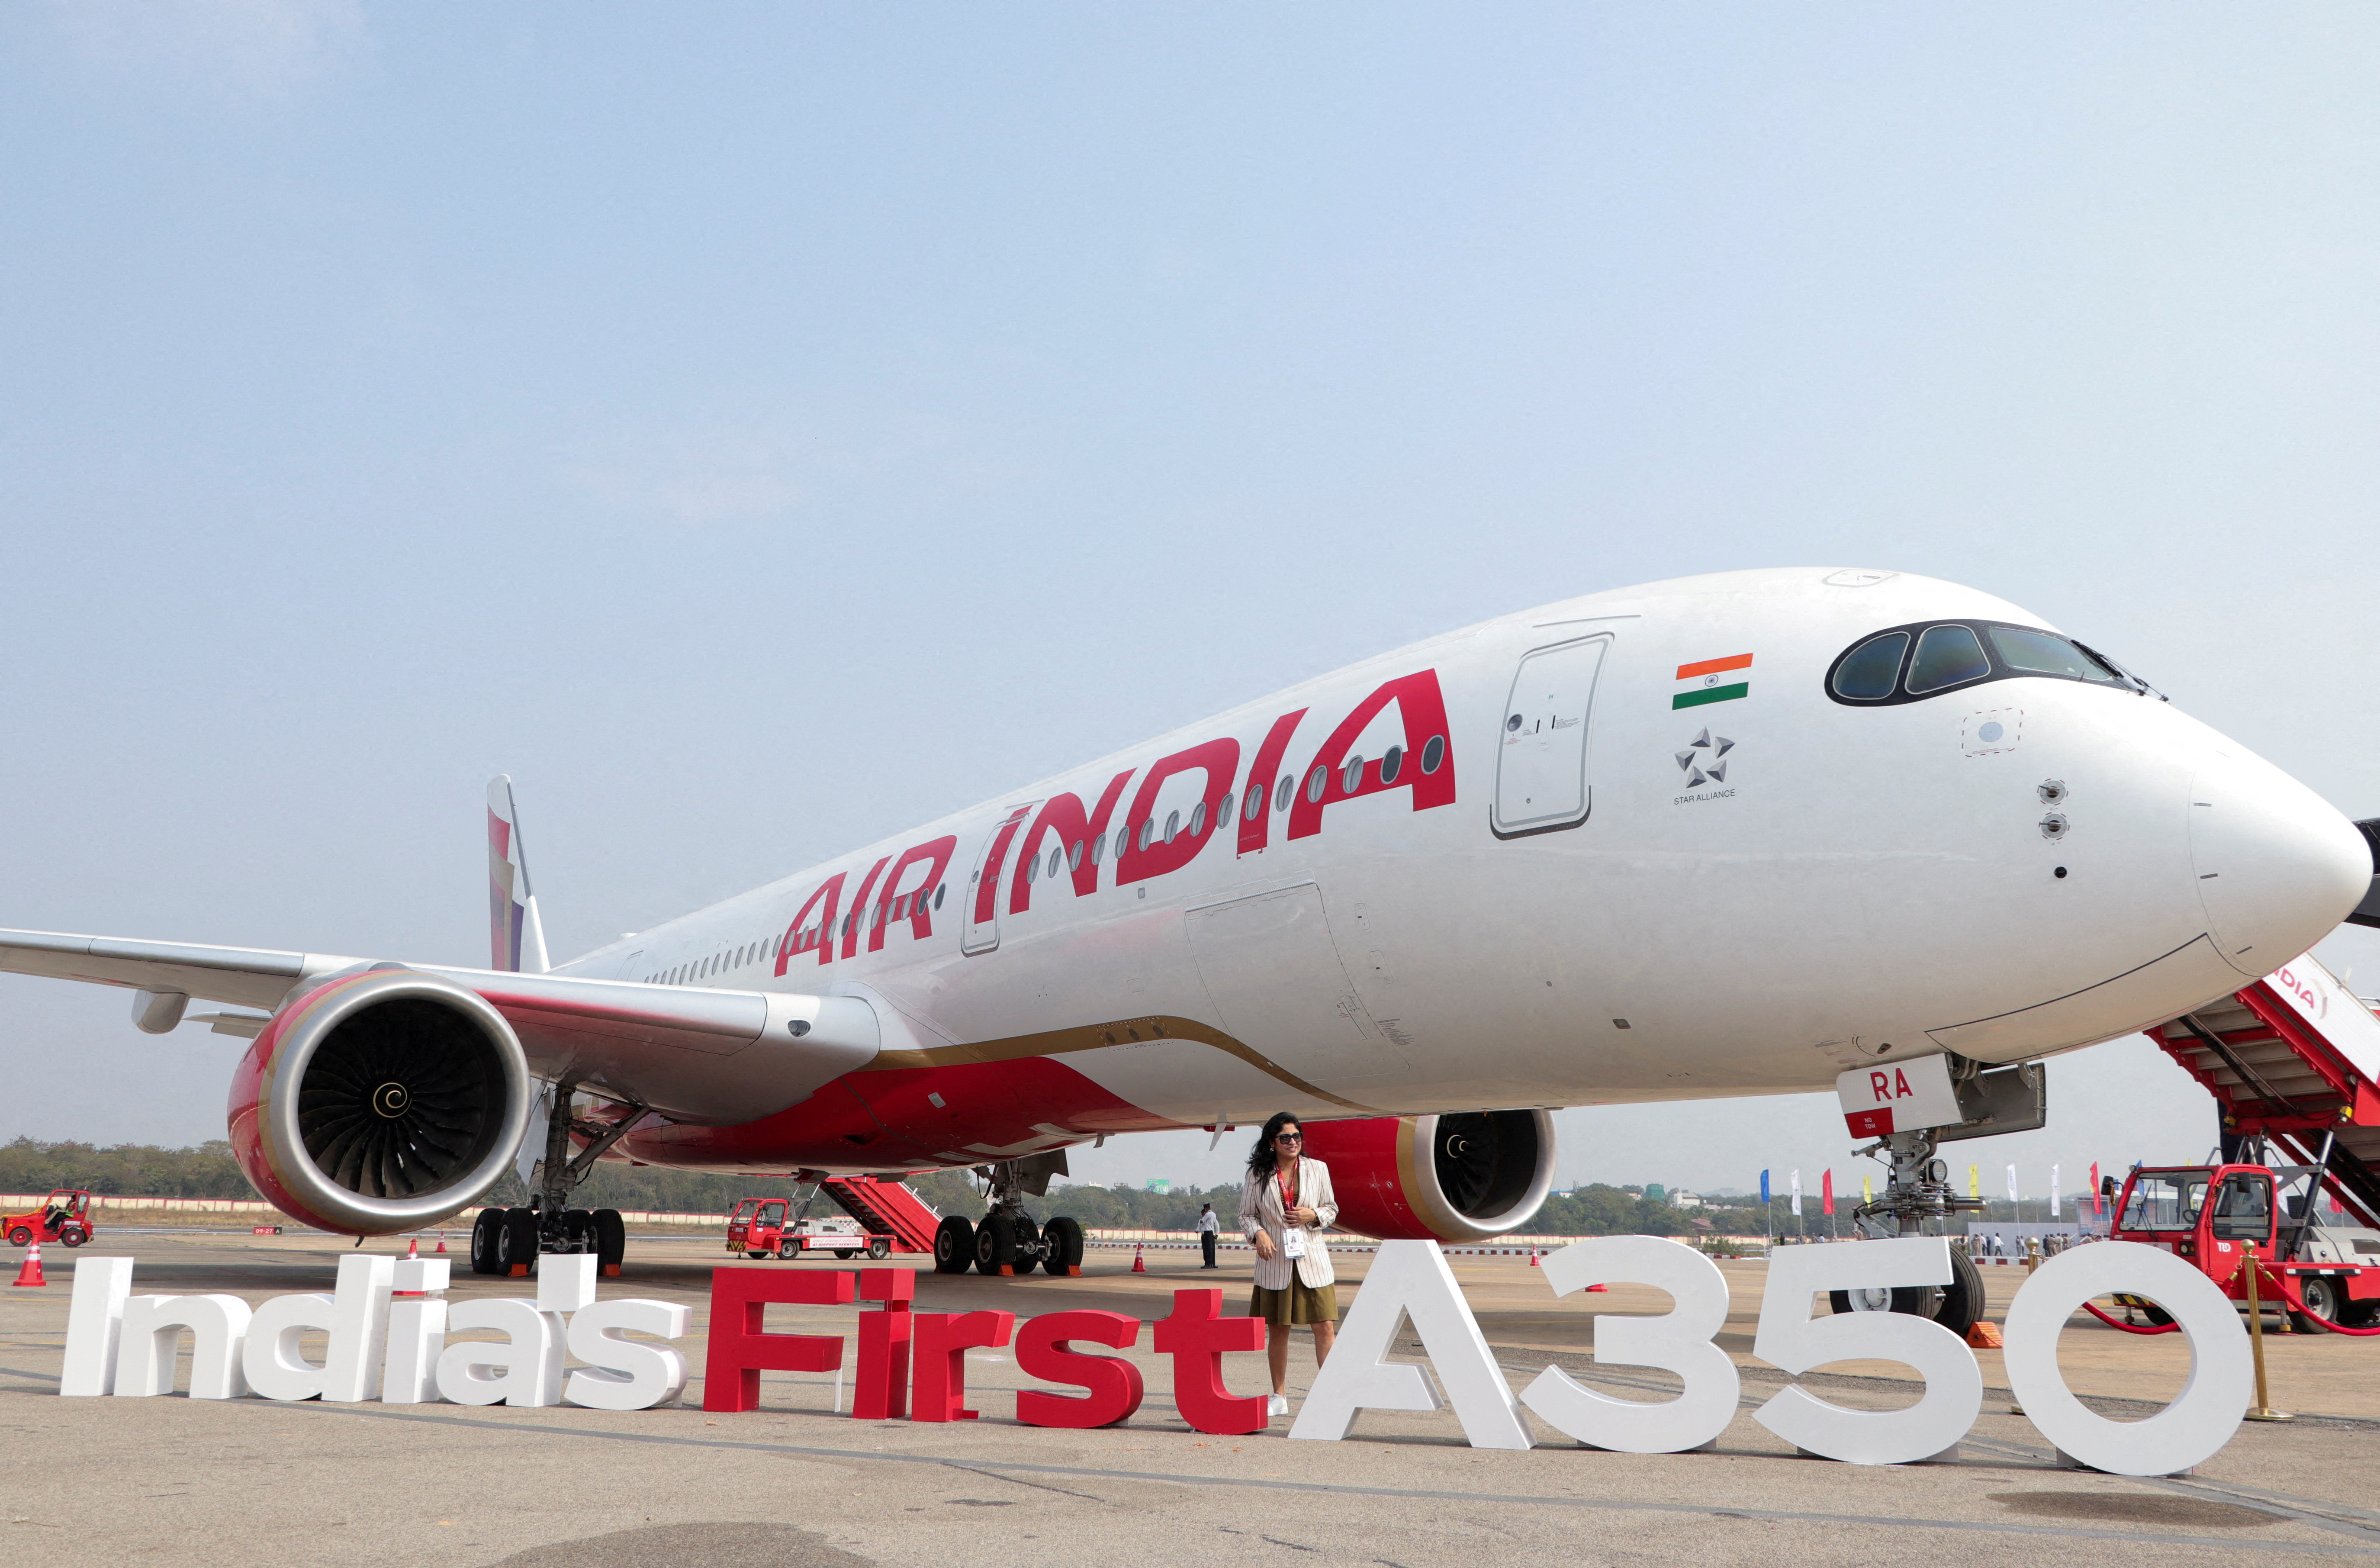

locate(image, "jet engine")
[[226, 969, 533, 1236], [1299, 1110, 1556, 1243]]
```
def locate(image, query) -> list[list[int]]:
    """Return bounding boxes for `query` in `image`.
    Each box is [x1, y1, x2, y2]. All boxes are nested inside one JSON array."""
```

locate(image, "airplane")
[[4, 567, 2372, 1297]]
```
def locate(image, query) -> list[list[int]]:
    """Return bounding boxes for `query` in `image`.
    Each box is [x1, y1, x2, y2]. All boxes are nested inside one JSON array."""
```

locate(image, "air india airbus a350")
[[4, 568, 2371, 1290]]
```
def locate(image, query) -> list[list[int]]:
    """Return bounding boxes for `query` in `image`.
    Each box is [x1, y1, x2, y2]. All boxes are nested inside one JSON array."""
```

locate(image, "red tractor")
[[4, 1189, 94, 1249], [727, 1196, 891, 1261], [2107, 1162, 2380, 1333]]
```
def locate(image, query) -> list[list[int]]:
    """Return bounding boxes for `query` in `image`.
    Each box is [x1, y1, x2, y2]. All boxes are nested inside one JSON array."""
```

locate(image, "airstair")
[[819, 1175, 942, 1254], [2146, 827, 2380, 1229]]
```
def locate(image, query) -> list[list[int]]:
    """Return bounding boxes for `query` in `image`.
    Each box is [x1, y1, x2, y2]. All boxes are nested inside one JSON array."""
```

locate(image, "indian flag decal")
[[1673, 653, 1752, 709]]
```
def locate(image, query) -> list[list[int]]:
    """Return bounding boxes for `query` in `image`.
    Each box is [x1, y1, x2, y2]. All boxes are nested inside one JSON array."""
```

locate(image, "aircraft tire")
[[1828, 1285, 1930, 1316], [1932, 1246, 1985, 1338], [593, 1208, 626, 1271], [933, 1215, 975, 1275], [470, 1208, 503, 1275], [1042, 1216, 1084, 1275], [498, 1206, 539, 1274], [975, 1212, 1015, 1275]]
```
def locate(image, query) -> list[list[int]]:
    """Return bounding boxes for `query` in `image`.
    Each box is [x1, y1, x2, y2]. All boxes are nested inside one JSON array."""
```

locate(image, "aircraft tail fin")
[[486, 775, 550, 974]]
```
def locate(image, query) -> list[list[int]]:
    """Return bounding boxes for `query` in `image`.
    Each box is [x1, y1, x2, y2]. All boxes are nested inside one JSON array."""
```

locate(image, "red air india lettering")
[[1238, 709, 1307, 856], [872, 835, 957, 951], [1114, 739, 1240, 884], [1010, 772, 1134, 915], [777, 873, 846, 975], [1287, 671, 1457, 841], [842, 856, 891, 961], [972, 807, 1032, 928]]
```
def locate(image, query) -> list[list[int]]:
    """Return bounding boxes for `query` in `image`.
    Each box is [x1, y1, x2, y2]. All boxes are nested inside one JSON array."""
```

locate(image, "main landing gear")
[[469, 1084, 643, 1278], [931, 1156, 1087, 1278]]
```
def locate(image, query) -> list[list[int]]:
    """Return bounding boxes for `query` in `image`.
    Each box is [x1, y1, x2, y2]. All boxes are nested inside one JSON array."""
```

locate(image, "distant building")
[[1670, 1190, 1704, 1208], [1643, 1183, 1667, 1204]]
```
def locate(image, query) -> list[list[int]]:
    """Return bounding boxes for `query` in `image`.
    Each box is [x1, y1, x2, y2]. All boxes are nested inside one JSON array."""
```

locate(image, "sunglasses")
[[1275, 1130, 1303, 1143]]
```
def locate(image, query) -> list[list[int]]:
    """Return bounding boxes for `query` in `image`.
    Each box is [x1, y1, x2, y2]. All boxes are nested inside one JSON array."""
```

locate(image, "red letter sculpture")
[[1151, 1288, 1267, 1435], [1014, 1309, 1144, 1429], [851, 1269, 915, 1420], [701, 1268, 853, 1413], [911, 1310, 1016, 1422]]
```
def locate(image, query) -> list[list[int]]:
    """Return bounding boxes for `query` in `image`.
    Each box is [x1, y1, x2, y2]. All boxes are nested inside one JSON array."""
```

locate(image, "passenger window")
[[1024, 850, 1039, 885], [1068, 840, 1084, 872], [1381, 746, 1403, 784], [1216, 792, 1233, 827], [1047, 847, 1061, 878], [1342, 755, 1364, 794], [934, 884, 946, 909], [1243, 789, 1261, 823], [1275, 776, 1293, 813], [1090, 833, 1106, 866], [1306, 766, 1328, 803], [1138, 819, 1155, 851], [1421, 735, 1446, 774], [1906, 625, 1991, 694], [1189, 802, 1207, 837], [1831, 631, 1908, 700], [1164, 810, 1180, 843]]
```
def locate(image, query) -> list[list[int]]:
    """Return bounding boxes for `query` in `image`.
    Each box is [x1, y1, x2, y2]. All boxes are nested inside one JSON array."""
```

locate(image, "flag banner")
[[2091, 1161, 2102, 1217], [1790, 1169, 1802, 1217], [1822, 1169, 1834, 1216], [1674, 653, 1752, 710], [2007, 1164, 2019, 1206], [1968, 1164, 1980, 1198], [2050, 1162, 2061, 1219], [1761, 1169, 1770, 1204], [1862, 1175, 1874, 1204]]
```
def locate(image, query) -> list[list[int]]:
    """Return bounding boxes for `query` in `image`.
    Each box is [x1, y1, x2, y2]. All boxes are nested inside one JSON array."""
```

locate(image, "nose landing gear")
[[1840, 1127, 1989, 1338]]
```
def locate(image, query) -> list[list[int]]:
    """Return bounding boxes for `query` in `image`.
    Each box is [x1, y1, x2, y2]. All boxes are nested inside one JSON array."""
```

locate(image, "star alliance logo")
[[1673, 729, 1734, 789]]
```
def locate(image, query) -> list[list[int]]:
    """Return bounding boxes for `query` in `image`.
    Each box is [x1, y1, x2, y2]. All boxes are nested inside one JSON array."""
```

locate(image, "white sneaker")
[[1268, 1393, 1289, 1417]]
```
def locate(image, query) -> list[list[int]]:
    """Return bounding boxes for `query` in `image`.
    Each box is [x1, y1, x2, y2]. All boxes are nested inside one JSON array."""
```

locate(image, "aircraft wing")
[[0, 927, 879, 1121]]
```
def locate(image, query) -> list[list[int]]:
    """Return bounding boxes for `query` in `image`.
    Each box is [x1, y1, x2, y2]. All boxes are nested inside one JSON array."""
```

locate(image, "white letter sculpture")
[[244, 1254, 395, 1402], [2000, 1241, 2249, 1477], [115, 1295, 254, 1399], [60, 1257, 135, 1397], [566, 1299, 692, 1410], [1288, 1239, 1531, 1449], [1753, 1237, 1981, 1465], [1521, 1236, 1740, 1452]]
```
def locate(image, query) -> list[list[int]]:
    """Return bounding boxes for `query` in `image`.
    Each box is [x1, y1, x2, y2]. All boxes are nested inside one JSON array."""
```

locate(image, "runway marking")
[[237, 1401, 2380, 1558]]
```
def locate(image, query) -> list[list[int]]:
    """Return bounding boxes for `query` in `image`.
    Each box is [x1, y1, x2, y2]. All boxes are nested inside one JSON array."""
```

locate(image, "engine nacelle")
[[1299, 1109, 1557, 1243], [227, 969, 533, 1236]]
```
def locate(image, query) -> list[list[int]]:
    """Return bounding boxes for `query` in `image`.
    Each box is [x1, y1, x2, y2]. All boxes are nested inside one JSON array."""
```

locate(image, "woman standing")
[[1241, 1111, 1338, 1417]]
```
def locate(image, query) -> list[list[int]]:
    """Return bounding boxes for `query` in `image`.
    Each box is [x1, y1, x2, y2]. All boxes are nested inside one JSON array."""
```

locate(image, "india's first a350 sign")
[[59, 1237, 2251, 1478]]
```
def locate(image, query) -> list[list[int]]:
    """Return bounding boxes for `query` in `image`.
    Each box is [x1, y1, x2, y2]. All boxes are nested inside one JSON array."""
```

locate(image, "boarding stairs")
[[2147, 885, 2380, 1229], [818, 1175, 941, 1254]]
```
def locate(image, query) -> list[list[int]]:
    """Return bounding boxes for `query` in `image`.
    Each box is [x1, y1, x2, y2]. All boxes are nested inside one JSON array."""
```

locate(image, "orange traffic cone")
[[1529, 1248, 1540, 1268], [434, 1232, 447, 1254], [405, 1236, 419, 1260], [11, 1241, 45, 1288], [1131, 1242, 1146, 1274], [1585, 1282, 1608, 1292]]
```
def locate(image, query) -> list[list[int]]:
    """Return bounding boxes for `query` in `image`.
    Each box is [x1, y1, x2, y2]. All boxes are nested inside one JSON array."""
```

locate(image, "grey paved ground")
[[3, 1232, 2376, 1566]]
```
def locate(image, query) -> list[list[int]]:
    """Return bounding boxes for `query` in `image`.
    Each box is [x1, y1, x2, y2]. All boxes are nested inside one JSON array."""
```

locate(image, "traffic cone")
[[405, 1236, 419, 1260], [1131, 1242, 1146, 1273], [1529, 1248, 1540, 1268], [11, 1241, 45, 1288], [1585, 1281, 1608, 1292], [434, 1232, 447, 1254]]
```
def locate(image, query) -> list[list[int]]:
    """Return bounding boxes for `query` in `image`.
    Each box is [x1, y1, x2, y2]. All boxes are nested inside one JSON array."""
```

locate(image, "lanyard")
[[1277, 1161, 1299, 1220]]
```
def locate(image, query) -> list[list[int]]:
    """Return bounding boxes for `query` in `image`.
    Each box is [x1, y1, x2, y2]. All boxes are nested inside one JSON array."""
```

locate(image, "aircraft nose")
[[2189, 746, 2371, 976]]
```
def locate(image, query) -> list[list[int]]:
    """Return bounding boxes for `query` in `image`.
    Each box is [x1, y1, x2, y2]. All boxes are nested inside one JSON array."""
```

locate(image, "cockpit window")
[[1988, 626, 2126, 684], [1825, 618, 2154, 707], [1830, 631, 1907, 700], [1907, 625, 1991, 694]]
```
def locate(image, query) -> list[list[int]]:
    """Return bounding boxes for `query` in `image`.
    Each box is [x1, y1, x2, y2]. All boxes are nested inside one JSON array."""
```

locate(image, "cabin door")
[[1492, 634, 1610, 838], [961, 803, 1036, 956]]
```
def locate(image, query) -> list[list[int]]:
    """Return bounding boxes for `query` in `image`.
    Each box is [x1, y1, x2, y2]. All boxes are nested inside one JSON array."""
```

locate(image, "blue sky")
[[3, 5, 2377, 1198]]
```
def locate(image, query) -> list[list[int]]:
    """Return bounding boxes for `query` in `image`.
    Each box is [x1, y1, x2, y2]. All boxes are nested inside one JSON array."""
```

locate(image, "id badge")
[[1283, 1227, 1308, 1260]]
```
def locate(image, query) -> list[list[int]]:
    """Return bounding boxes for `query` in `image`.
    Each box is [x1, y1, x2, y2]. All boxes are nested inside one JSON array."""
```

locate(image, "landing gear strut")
[[470, 1083, 642, 1278], [1840, 1124, 1988, 1336], [931, 1154, 1086, 1278]]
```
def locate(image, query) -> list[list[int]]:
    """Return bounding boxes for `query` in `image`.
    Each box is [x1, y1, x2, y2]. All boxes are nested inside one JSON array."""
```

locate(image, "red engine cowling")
[[1299, 1110, 1556, 1243], [227, 969, 533, 1236]]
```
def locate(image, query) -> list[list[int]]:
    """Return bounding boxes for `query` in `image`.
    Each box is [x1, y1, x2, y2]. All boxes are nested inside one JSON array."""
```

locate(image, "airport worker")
[[1242, 1112, 1338, 1417], [1198, 1203, 1220, 1268]]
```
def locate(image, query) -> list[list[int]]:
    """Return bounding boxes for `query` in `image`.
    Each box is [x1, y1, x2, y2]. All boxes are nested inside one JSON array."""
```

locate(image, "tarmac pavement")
[[3, 1231, 2377, 1567]]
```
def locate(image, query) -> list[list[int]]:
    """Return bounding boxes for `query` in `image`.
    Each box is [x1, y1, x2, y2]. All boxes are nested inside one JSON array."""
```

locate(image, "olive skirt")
[[1249, 1277, 1340, 1326]]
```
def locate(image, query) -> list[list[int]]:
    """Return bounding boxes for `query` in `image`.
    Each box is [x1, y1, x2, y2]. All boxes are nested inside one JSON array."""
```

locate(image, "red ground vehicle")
[[727, 1196, 891, 1261], [4, 1189, 93, 1248], [2109, 1162, 2380, 1332]]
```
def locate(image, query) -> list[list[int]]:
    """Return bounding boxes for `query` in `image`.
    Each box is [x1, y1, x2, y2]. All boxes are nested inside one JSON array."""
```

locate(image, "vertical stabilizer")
[[486, 775, 551, 974]]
